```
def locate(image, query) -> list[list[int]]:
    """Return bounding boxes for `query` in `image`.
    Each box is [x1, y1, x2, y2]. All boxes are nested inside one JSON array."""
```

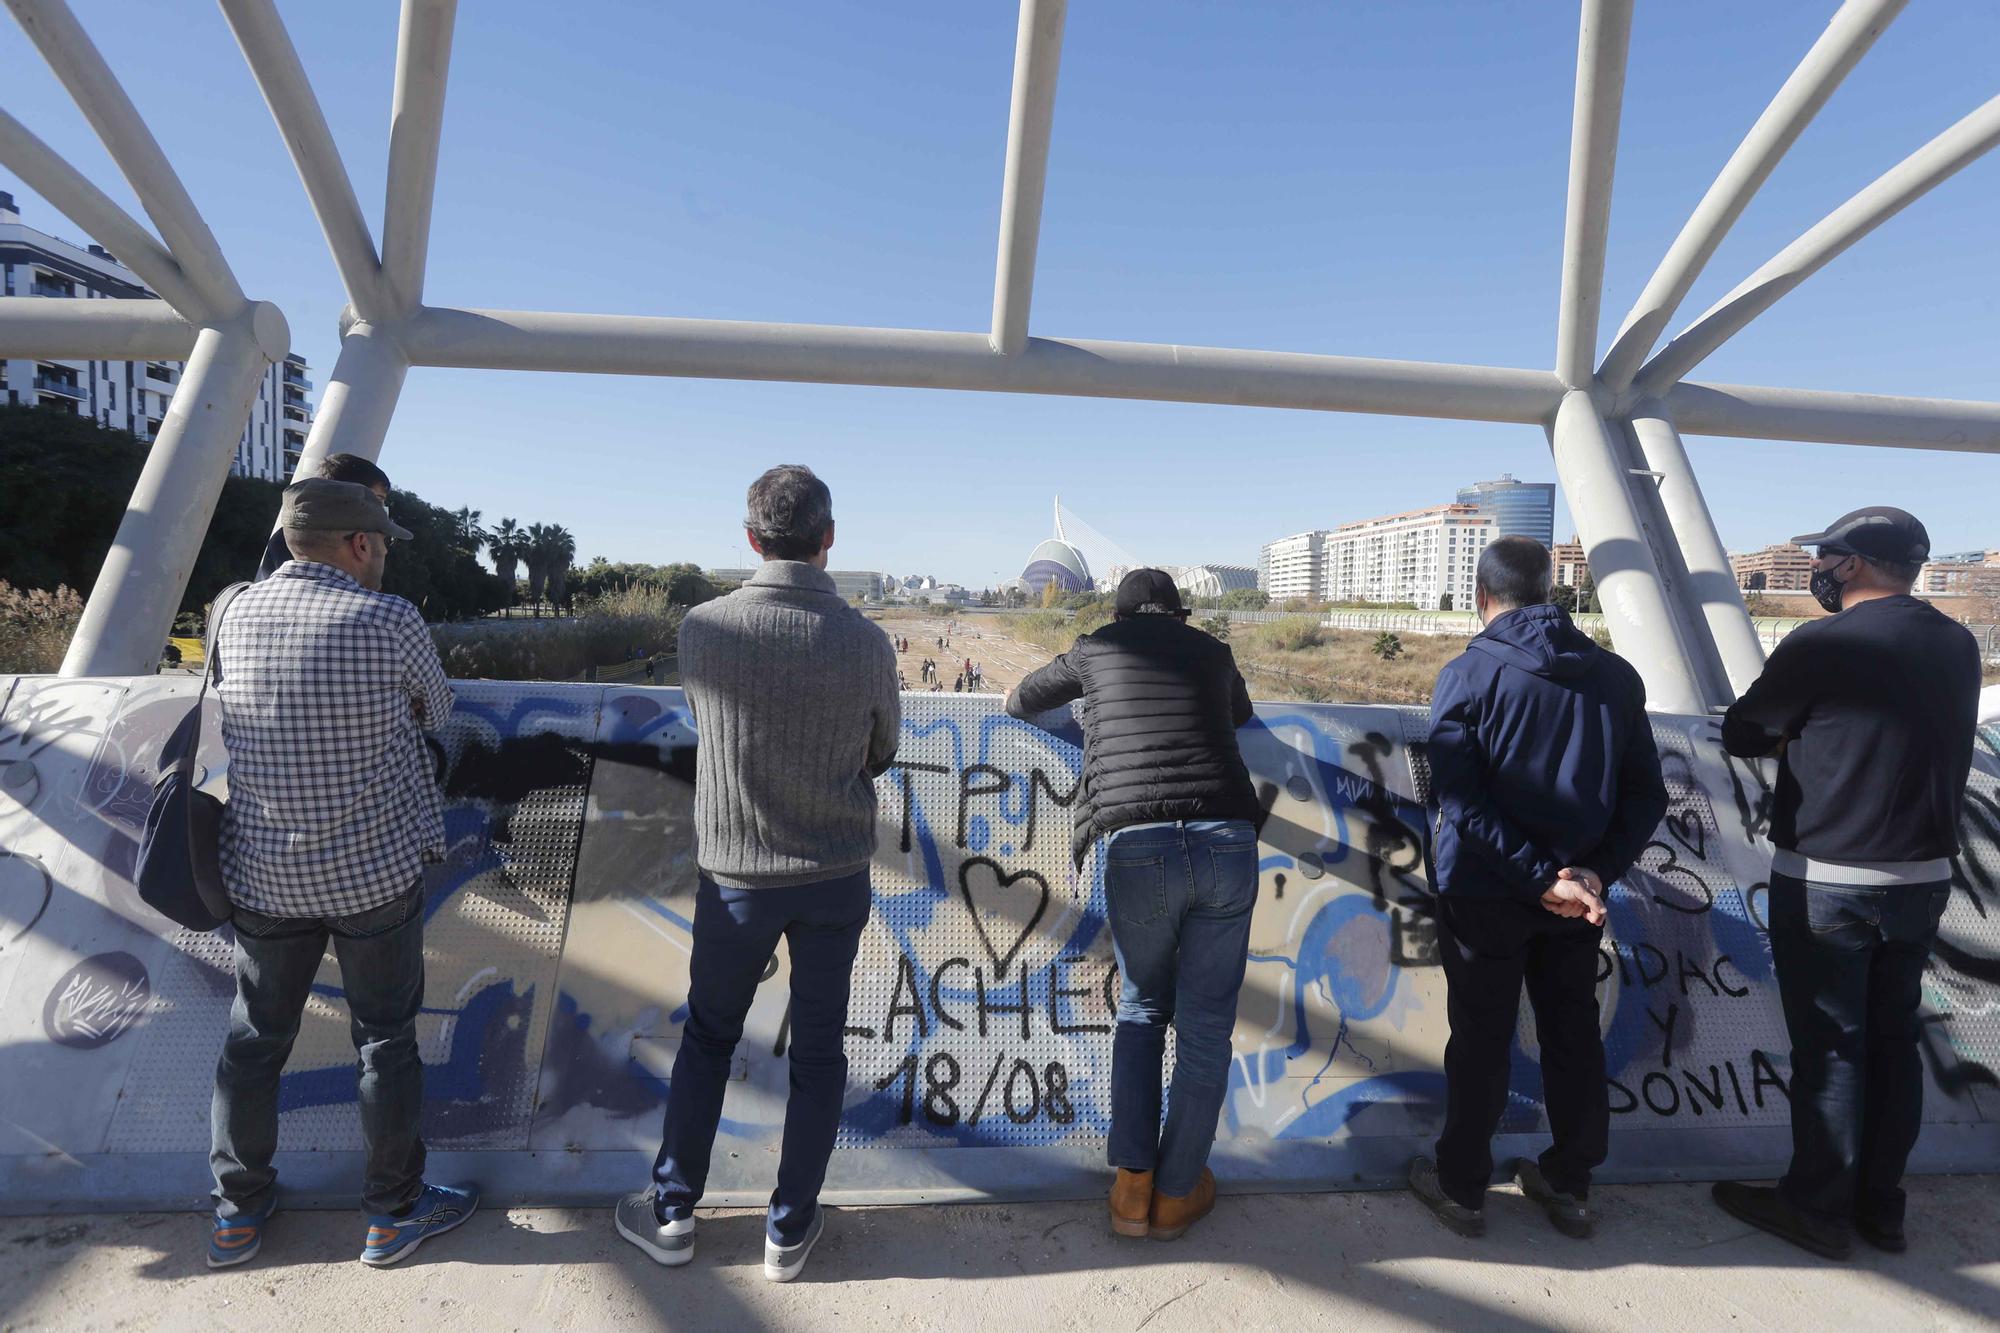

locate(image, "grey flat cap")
[[280, 477, 413, 541]]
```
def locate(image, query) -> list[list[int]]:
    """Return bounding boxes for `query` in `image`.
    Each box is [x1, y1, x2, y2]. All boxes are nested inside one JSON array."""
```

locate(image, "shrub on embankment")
[[0, 581, 83, 674], [430, 585, 685, 680], [0, 404, 509, 633]]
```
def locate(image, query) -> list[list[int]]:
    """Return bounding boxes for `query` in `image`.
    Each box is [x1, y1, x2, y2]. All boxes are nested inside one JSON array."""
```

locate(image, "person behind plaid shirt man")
[[205, 478, 479, 1271]]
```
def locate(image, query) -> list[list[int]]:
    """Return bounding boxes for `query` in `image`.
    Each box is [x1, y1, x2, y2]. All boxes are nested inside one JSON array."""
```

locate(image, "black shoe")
[[1711, 1182, 1851, 1261], [1853, 1215, 1907, 1254], [1407, 1156, 1485, 1238], [1512, 1159, 1595, 1239]]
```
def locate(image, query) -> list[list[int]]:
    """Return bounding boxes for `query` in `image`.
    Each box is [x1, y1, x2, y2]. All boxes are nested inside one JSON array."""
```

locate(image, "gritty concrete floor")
[[3, 1176, 1997, 1332]]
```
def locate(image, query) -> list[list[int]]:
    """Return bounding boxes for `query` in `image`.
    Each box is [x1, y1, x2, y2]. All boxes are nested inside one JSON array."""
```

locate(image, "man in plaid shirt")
[[206, 478, 479, 1270]]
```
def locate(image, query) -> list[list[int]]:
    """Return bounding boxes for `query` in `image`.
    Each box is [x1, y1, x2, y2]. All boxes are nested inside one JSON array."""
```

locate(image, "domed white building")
[[1020, 498, 1093, 598]]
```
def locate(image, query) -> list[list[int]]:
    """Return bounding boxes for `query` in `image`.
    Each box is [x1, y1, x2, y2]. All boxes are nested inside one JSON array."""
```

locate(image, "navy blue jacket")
[[1426, 604, 1667, 900]]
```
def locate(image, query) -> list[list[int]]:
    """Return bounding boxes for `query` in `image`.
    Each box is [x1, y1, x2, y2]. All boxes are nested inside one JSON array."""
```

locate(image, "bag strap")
[[172, 581, 250, 787]]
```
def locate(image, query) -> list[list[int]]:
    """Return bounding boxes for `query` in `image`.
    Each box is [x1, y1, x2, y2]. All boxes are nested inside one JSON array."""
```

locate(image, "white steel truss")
[[2, 0, 1996, 713]]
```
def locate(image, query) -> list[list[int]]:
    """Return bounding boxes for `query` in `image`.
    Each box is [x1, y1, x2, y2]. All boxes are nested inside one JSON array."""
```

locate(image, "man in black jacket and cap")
[[1711, 507, 1980, 1260], [1408, 536, 1667, 1241], [1007, 569, 1259, 1243]]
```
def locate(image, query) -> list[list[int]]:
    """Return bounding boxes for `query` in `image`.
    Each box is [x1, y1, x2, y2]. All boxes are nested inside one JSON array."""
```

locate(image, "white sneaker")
[[615, 1191, 695, 1266], [763, 1208, 825, 1282]]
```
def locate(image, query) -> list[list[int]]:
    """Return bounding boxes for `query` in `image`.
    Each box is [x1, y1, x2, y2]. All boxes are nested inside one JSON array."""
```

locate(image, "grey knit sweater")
[[678, 561, 901, 888]]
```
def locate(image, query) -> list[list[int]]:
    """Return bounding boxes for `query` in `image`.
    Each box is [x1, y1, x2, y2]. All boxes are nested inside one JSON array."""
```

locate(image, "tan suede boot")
[[1147, 1167, 1216, 1241], [1108, 1169, 1153, 1238]]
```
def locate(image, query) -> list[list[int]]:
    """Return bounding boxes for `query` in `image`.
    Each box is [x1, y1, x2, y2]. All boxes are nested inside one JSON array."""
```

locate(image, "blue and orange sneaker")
[[207, 1200, 276, 1269], [359, 1182, 480, 1267]]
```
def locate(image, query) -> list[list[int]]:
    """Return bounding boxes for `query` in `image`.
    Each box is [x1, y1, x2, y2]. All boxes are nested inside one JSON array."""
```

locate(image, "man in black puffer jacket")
[[1007, 569, 1258, 1243]]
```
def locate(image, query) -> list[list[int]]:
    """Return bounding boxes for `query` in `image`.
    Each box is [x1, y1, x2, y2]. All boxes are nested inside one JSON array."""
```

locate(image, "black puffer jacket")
[[1007, 614, 1259, 867]]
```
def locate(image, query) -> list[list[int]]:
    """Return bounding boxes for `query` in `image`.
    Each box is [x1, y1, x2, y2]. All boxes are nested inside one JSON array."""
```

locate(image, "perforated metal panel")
[[104, 683, 599, 1153], [838, 694, 1112, 1149]]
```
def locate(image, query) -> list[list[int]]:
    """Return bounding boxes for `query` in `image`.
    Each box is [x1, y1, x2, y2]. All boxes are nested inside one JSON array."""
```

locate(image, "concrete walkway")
[[3, 1176, 1997, 1331]]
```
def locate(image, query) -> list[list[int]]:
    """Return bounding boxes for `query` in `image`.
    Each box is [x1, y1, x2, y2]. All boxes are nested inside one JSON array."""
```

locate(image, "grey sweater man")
[[679, 561, 901, 888]]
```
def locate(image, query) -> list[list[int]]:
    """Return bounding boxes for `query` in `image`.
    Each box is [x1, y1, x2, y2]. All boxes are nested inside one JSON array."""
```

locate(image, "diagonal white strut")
[[989, 0, 1067, 357], [1598, 0, 1906, 394]]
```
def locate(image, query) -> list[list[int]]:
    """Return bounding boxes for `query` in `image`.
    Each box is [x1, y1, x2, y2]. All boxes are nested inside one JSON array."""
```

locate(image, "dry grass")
[[432, 585, 684, 680], [1229, 618, 1471, 704], [0, 582, 82, 674]]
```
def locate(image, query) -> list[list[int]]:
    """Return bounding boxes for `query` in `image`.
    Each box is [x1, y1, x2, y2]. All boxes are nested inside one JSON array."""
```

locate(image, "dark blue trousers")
[[651, 869, 870, 1245]]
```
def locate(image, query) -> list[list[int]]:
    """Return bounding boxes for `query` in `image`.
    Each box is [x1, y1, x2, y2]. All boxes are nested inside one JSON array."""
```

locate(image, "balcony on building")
[[283, 404, 308, 424], [29, 268, 75, 298], [282, 359, 310, 390], [34, 370, 84, 399], [144, 362, 176, 386]]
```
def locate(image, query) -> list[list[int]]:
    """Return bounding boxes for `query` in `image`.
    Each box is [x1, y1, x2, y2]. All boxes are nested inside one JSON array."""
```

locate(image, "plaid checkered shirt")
[[217, 561, 453, 917]]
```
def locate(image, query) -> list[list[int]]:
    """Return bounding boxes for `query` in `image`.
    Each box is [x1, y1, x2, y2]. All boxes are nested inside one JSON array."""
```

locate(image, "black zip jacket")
[[1008, 615, 1259, 867]]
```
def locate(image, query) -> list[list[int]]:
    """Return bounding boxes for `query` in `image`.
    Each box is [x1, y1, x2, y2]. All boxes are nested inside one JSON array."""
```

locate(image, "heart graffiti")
[[1663, 809, 1707, 862], [956, 856, 1050, 980]]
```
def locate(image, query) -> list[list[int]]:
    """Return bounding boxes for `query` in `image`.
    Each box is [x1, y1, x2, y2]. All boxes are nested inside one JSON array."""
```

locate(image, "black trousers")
[[1433, 895, 1608, 1210]]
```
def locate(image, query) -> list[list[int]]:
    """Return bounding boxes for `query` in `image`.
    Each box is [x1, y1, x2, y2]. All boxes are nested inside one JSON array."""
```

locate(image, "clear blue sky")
[[6, 1, 1998, 584]]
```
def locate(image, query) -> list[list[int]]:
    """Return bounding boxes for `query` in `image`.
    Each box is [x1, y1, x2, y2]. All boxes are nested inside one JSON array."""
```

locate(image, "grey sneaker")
[[615, 1191, 695, 1267], [1513, 1159, 1595, 1239], [763, 1207, 826, 1283], [1407, 1156, 1485, 1237]]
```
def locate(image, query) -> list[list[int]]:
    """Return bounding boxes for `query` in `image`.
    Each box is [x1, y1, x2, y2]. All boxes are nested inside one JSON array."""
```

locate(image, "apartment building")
[[0, 192, 310, 482], [1257, 530, 1329, 602], [1729, 543, 1813, 592], [1322, 503, 1497, 611]]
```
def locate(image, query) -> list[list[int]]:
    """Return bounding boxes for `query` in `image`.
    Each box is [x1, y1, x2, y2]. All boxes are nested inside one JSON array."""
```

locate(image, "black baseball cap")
[[1790, 506, 1929, 564], [1115, 568, 1188, 617]]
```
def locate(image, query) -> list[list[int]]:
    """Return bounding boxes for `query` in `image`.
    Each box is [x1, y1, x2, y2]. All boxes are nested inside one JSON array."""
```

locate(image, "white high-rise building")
[[0, 191, 311, 482], [1322, 503, 1497, 611], [1258, 530, 1329, 602]]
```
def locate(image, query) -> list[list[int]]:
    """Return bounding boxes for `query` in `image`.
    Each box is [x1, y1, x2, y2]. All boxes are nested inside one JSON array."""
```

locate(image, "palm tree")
[[523, 522, 552, 616], [451, 507, 488, 558], [543, 525, 578, 614], [490, 517, 522, 607]]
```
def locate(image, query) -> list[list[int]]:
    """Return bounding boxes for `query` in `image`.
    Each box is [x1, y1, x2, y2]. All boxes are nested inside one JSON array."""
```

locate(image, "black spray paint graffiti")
[[43, 951, 151, 1049]]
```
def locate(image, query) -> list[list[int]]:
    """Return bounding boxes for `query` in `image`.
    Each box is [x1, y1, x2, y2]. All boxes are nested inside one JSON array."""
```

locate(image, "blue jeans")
[[211, 879, 427, 1218], [1102, 819, 1257, 1197], [1768, 873, 1950, 1227], [652, 869, 871, 1245]]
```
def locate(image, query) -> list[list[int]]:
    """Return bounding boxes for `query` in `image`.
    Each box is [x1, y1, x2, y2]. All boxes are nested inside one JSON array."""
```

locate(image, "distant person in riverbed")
[[1006, 569, 1257, 1243], [1408, 536, 1665, 1244], [255, 454, 391, 580], [1711, 507, 1979, 1261], [619, 464, 897, 1283]]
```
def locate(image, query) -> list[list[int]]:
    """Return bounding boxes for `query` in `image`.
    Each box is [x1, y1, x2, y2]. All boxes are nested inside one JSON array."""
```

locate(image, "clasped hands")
[[1540, 866, 1607, 926]]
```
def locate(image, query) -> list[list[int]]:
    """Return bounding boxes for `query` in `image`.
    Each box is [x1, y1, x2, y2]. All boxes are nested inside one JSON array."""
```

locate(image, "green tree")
[[1219, 587, 1268, 610], [541, 525, 578, 613], [1372, 632, 1403, 661], [489, 517, 523, 605], [1199, 614, 1231, 641]]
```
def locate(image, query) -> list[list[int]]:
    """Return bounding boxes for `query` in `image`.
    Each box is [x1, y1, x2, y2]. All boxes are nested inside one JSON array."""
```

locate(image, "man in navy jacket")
[[1407, 537, 1667, 1241]]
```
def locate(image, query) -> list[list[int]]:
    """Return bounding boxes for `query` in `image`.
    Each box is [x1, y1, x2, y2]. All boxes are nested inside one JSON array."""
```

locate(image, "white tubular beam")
[[287, 319, 410, 478], [219, 0, 391, 322], [6, 0, 245, 320], [379, 0, 457, 317], [1635, 93, 2000, 398], [989, 0, 1067, 356], [1549, 390, 1707, 714], [60, 304, 287, 676], [1599, 0, 1905, 393], [1554, 0, 1635, 388], [0, 109, 211, 318], [1666, 379, 2000, 452], [1627, 406, 1766, 696], [0, 296, 196, 359], [402, 306, 1567, 423]]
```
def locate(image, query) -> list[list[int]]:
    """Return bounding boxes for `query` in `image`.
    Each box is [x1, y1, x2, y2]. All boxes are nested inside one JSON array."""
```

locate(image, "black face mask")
[[1809, 556, 1851, 614]]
